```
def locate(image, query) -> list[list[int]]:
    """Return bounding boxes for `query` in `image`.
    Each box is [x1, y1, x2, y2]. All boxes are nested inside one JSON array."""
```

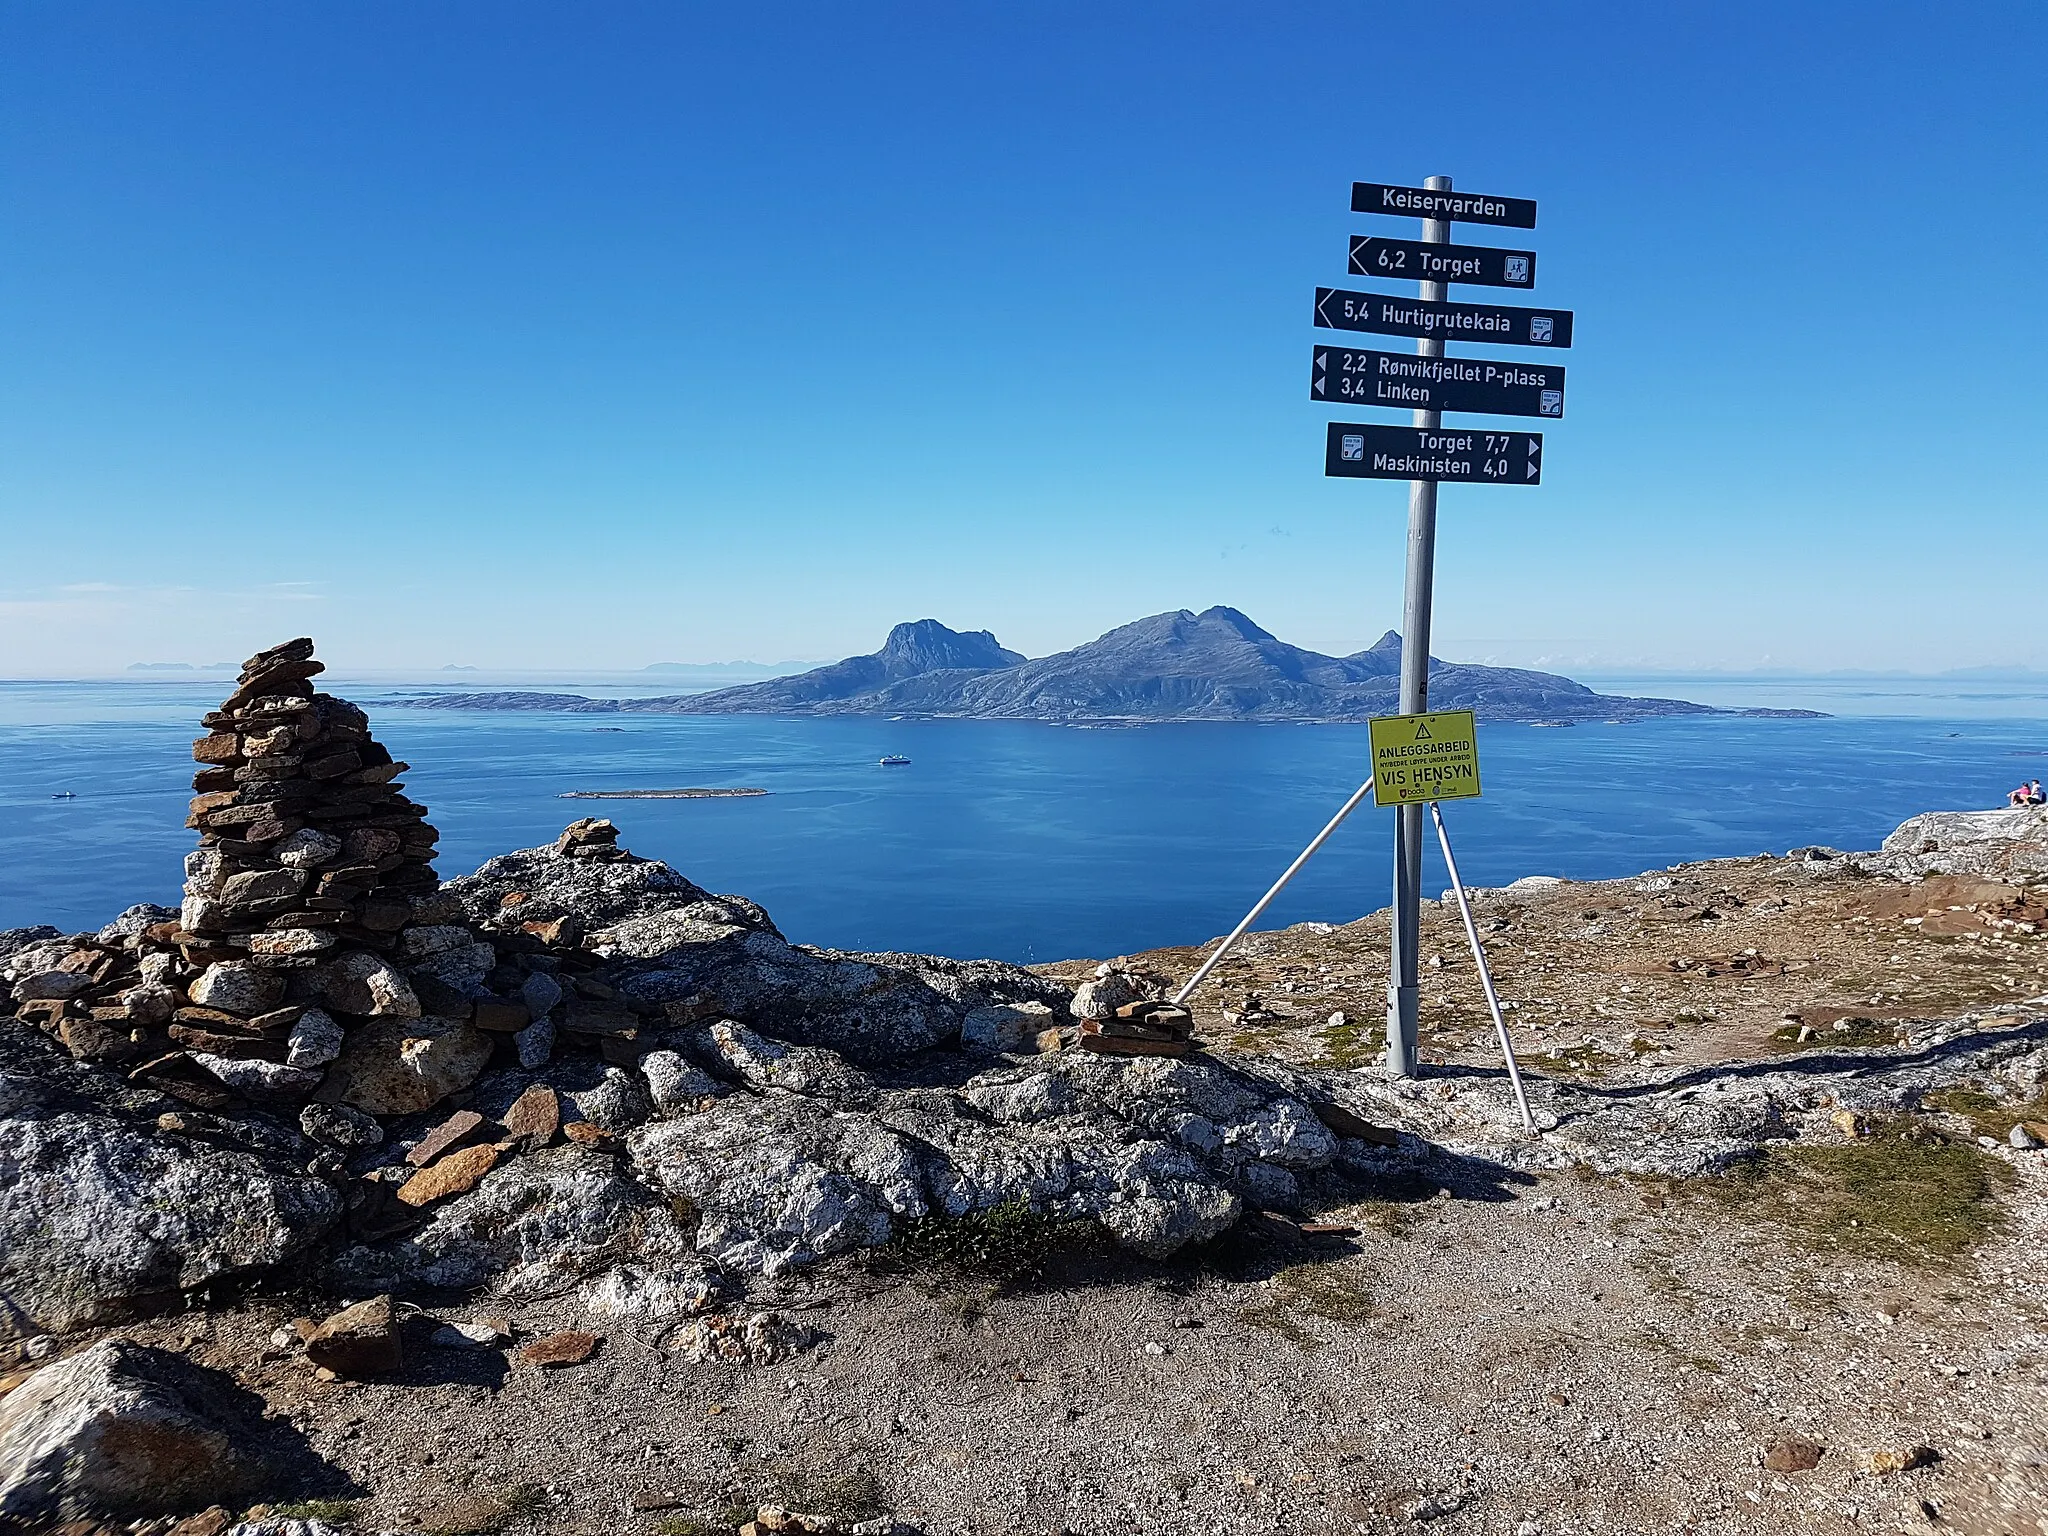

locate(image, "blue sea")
[[2, 676, 2044, 963]]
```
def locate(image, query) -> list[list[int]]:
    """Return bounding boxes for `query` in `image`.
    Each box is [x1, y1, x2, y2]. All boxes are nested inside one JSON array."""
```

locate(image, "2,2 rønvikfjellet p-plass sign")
[[1324, 423, 1543, 484], [1312, 347, 1564, 418], [1350, 181, 1538, 229], [1349, 235, 1536, 289], [1314, 287, 1573, 349]]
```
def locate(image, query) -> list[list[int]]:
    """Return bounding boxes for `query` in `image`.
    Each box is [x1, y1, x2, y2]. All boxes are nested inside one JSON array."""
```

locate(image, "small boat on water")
[[52, 791, 77, 799], [878, 755, 911, 767]]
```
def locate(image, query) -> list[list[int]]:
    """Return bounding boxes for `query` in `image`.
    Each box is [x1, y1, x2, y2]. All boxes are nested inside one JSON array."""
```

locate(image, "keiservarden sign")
[[1324, 423, 1542, 484], [1350, 182, 1537, 230]]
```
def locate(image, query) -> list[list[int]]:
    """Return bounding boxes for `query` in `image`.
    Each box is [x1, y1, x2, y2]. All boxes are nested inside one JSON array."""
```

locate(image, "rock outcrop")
[[0, 1340, 267, 1519], [0, 641, 2036, 1364], [1863, 806, 2048, 881]]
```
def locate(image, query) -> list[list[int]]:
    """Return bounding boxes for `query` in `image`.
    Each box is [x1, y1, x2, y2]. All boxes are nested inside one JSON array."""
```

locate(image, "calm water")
[[2, 679, 2044, 963]]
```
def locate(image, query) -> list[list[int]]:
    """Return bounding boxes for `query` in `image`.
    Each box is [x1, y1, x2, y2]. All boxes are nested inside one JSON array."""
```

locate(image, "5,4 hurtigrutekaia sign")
[[1315, 286, 1573, 349]]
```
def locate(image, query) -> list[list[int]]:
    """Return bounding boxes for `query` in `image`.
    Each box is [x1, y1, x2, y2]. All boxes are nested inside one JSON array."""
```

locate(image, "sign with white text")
[[1349, 235, 1535, 289], [1315, 287, 1573, 348], [1312, 347, 1564, 418], [1325, 423, 1542, 483]]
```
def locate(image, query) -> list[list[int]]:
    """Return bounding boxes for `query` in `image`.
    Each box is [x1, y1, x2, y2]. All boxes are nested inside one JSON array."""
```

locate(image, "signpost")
[[1368, 710, 1481, 806], [1325, 423, 1541, 483], [1331, 174, 1568, 1080], [1313, 346, 1563, 417], [1350, 235, 1535, 289], [1166, 169, 1562, 1122], [1315, 286, 1573, 348]]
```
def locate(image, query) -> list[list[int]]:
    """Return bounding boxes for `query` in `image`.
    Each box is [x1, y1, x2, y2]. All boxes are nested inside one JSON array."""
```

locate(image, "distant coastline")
[[393, 607, 1826, 725], [558, 788, 767, 798]]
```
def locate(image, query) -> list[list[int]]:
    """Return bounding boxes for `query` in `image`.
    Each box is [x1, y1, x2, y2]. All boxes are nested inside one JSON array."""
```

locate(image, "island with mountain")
[[400, 607, 1823, 723]]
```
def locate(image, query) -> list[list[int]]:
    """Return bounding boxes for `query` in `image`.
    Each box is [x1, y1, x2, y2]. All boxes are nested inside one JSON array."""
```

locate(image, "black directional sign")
[[1324, 423, 1543, 485], [1312, 347, 1564, 419], [1351, 182, 1537, 229], [1350, 235, 1535, 289], [1314, 286, 1572, 348]]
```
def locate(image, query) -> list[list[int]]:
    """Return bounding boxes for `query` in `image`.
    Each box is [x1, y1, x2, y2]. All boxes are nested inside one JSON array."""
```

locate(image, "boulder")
[[315, 951, 421, 1020], [302, 1296, 401, 1378], [1868, 807, 2048, 880], [315, 1016, 492, 1117], [0, 1340, 256, 1519], [705, 1020, 877, 1102], [962, 1000, 1057, 1055], [331, 1146, 687, 1298], [1, 1032, 340, 1336], [631, 1094, 927, 1275]]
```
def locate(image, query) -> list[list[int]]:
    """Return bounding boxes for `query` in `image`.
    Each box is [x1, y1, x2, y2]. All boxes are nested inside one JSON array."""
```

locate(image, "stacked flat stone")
[[181, 636, 438, 942]]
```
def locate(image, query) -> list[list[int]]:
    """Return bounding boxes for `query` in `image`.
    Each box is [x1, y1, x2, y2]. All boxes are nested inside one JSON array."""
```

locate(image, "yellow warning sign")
[[1368, 709, 1481, 806]]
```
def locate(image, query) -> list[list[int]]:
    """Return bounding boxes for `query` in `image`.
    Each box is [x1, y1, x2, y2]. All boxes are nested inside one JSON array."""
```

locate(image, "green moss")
[[1925, 1087, 2048, 1142], [880, 1198, 1097, 1283], [1769, 1016, 1900, 1051], [272, 1503, 358, 1525], [421, 1485, 548, 1536], [1703, 1119, 2011, 1264], [1240, 1260, 1375, 1349], [1538, 1043, 1617, 1078]]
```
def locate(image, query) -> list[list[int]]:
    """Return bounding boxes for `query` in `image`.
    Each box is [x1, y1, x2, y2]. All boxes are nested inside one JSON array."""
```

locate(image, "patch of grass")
[[420, 1484, 549, 1536], [1702, 1119, 2012, 1265], [655, 1511, 749, 1536], [881, 1198, 1099, 1284], [1769, 1016, 1900, 1051], [1538, 1043, 1618, 1078], [739, 1467, 887, 1524], [1926, 1087, 2048, 1142], [272, 1503, 358, 1525], [1316, 1021, 1377, 1069], [1240, 1260, 1375, 1350], [1352, 1200, 1417, 1239]]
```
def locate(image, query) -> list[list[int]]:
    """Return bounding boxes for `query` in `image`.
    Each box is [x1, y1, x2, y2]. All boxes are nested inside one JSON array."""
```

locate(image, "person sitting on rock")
[[2011, 779, 2046, 807]]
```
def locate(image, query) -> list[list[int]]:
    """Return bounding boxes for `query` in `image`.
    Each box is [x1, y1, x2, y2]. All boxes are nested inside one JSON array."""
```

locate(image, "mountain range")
[[405, 607, 1819, 722]]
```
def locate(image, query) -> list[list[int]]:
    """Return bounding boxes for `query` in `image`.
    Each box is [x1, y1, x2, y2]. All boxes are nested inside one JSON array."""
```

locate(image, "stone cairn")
[[6, 639, 447, 1113], [1067, 960, 1194, 1056]]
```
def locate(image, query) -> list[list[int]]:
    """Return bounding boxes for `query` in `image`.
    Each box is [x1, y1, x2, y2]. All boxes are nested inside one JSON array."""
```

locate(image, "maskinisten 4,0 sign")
[[1369, 710, 1481, 806]]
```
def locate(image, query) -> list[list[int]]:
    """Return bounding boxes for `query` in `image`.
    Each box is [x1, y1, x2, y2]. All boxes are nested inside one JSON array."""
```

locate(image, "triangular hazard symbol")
[[1413, 721, 1432, 740]]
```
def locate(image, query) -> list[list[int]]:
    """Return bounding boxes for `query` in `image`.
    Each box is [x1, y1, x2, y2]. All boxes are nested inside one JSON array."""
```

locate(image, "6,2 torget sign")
[[1349, 235, 1535, 289]]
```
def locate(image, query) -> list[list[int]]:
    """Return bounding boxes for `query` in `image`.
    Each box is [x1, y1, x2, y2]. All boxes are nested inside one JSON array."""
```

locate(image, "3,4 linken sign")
[[1312, 347, 1564, 418]]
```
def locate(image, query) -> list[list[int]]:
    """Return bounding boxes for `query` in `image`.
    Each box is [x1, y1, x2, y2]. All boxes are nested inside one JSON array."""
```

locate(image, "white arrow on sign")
[[1526, 461, 1539, 479]]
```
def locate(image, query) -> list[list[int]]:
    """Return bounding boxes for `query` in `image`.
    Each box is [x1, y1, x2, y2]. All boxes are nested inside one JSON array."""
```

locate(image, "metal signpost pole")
[[1386, 174, 1451, 1078]]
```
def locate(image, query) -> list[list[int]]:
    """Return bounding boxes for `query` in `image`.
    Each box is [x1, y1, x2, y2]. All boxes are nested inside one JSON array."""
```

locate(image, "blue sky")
[[3, 2, 2043, 677]]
